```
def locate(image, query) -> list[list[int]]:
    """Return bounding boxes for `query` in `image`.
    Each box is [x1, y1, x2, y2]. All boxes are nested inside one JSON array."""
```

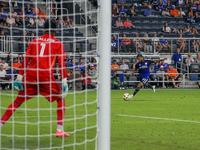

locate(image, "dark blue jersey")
[[135, 60, 154, 79]]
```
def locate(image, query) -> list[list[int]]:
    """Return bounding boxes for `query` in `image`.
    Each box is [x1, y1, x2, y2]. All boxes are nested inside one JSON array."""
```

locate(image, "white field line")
[[117, 114, 200, 124]]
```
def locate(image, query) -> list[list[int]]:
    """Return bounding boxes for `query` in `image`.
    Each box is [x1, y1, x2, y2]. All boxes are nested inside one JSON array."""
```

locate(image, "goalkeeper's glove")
[[13, 74, 24, 91], [62, 78, 68, 97]]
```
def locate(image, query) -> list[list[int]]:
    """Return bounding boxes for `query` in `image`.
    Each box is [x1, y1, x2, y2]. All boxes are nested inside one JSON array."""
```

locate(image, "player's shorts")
[[15, 77, 62, 104], [140, 78, 149, 84]]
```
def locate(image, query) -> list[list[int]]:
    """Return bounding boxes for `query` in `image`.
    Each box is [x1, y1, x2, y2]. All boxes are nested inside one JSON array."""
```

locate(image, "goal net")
[[0, 0, 103, 149]]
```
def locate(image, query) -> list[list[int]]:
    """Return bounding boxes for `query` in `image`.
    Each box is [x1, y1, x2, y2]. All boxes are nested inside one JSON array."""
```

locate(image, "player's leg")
[[129, 81, 143, 99], [55, 98, 70, 137], [0, 84, 37, 130], [144, 79, 156, 92], [40, 78, 70, 137]]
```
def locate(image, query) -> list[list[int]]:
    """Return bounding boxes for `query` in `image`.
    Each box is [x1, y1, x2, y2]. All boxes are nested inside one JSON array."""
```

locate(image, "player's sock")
[[147, 83, 153, 89], [133, 88, 140, 96], [57, 98, 65, 131], [1, 100, 21, 125], [57, 125, 63, 132]]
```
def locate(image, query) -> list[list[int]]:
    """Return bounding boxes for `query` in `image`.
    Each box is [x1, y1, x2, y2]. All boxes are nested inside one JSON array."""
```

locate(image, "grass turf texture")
[[0, 89, 200, 150]]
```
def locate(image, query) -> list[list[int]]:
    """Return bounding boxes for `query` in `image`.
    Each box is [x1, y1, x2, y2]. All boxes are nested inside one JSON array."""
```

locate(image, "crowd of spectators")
[[0, 52, 24, 90], [0, 52, 98, 90], [0, 5, 74, 28], [0, 3, 74, 39], [112, 33, 176, 53], [111, 0, 200, 54], [110, 49, 200, 88], [111, 31, 200, 54]]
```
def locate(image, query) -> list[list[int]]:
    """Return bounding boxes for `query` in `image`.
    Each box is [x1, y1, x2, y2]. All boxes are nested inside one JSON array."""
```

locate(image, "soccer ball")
[[123, 93, 130, 101]]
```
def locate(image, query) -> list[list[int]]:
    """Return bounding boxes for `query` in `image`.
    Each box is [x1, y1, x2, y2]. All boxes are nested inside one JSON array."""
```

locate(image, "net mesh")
[[0, 0, 98, 149]]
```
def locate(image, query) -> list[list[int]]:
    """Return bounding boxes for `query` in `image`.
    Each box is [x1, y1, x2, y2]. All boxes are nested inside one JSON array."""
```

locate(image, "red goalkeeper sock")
[[1, 101, 21, 125], [57, 98, 65, 126]]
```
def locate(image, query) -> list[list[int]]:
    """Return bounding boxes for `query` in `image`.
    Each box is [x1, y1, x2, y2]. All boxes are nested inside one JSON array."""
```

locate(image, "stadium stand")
[[0, 0, 199, 89]]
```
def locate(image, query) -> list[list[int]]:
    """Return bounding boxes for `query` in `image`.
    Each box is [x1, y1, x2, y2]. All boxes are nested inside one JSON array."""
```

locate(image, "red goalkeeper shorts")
[[15, 78, 62, 104]]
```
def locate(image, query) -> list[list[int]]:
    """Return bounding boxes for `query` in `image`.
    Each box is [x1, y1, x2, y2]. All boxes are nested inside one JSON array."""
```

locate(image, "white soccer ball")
[[123, 93, 130, 101]]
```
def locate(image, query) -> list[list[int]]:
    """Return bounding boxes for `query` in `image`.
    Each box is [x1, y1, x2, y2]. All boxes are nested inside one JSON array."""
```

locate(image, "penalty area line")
[[117, 114, 200, 124]]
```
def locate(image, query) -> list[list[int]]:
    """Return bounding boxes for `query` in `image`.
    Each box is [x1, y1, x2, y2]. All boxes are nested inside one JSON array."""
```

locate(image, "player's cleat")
[[152, 85, 156, 93], [56, 130, 70, 137], [128, 94, 133, 99]]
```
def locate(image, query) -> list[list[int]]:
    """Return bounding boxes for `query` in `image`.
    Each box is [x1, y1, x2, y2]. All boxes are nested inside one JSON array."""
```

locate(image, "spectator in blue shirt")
[[78, 58, 86, 70], [65, 54, 71, 66], [69, 59, 78, 69], [157, 0, 164, 12], [0, 8, 7, 19], [158, 33, 172, 53], [166, 1, 172, 10], [25, 4, 32, 15], [6, 67, 18, 90], [162, 0, 167, 6], [191, 3, 198, 12], [144, 6, 155, 17], [111, 34, 127, 53], [152, 0, 159, 8], [154, 62, 159, 71], [172, 48, 182, 70], [119, 5, 126, 17], [111, 34, 123, 49], [186, 12, 195, 23], [159, 60, 169, 71], [29, 9, 37, 18], [176, 0, 185, 6]]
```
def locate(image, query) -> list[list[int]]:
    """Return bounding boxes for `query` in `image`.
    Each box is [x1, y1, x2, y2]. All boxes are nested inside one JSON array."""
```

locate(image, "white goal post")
[[98, 0, 111, 150]]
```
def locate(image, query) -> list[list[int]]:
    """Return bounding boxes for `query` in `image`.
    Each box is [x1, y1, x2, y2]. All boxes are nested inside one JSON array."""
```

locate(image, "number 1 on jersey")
[[40, 43, 46, 57]]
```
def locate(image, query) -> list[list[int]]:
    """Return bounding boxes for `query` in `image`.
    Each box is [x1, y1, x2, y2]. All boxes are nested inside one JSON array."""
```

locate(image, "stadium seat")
[[128, 75, 138, 87], [114, 69, 124, 74], [112, 57, 121, 62], [82, 57, 90, 63], [64, 43, 71, 52], [122, 57, 131, 63], [190, 64, 199, 73], [125, 69, 134, 75], [12, 42, 20, 52]]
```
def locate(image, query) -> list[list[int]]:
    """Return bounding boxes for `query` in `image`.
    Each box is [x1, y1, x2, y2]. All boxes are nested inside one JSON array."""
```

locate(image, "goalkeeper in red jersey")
[[0, 19, 70, 137]]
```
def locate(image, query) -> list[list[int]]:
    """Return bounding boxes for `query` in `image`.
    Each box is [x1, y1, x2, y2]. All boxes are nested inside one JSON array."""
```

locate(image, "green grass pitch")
[[0, 89, 200, 150]]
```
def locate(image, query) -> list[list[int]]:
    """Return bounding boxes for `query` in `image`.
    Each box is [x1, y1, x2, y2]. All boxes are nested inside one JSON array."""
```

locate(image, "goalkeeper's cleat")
[[152, 85, 156, 93], [56, 130, 70, 137]]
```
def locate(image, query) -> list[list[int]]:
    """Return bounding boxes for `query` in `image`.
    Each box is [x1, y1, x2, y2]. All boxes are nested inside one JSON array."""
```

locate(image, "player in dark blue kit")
[[128, 54, 167, 99]]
